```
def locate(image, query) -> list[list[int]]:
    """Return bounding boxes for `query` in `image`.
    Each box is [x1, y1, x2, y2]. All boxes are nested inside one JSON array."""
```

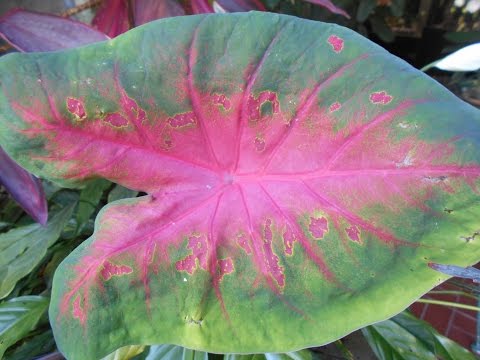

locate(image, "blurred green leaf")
[[369, 15, 394, 42], [444, 31, 480, 45], [390, 0, 405, 17], [0, 221, 10, 231], [4, 329, 56, 360], [102, 345, 146, 360], [76, 179, 111, 233], [108, 184, 139, 203], [0, 204, 75, 299], [357, 0, 376, 22], [0, 296, 48, 358], [362, 311, 477, 360]]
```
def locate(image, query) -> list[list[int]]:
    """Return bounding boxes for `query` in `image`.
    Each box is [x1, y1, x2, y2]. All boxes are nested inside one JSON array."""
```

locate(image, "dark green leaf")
[[76, 179, 111, 233], [108, 184, 139, 203], [444, 31, 480, 45], [4, 329, 56, 360], [0, 296, 49, 358], [356, 0, 376, 22], [362, 311, 477, 360], [389, 0, 405, 17], [369, 15, 394, 42], [0, 204, 75, 299]]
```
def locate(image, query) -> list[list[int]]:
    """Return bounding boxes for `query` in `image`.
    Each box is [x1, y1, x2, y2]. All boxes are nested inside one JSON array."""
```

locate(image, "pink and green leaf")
[[0, 12, 479, 360]]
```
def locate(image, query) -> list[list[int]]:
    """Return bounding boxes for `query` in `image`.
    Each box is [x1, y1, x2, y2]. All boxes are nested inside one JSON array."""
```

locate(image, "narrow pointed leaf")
[[0, 12, 479, 360], [0, 296, 49, 358], [362, 311, 477, 360], [302, 0, 350, 19], [0, 9, 109, 52], [0, 147, 47, 224], [134, 0, 185, 25], [0, 205, 75, 299], [92, 0, 130, 37], [429, 263, 480, 282]]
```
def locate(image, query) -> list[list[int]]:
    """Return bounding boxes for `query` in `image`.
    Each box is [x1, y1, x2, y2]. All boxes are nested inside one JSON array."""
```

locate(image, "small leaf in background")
[[0, 296, 49, 358], [302, 0, 351, 18], [92, 0, 131, 37], [76, 179, 111, 234], [362, 311, 477, 360], [213, 0, 266, 12], [108, 184, 139, 203], [0, 204, 75, 299], [356, 0, 377, 22], [102, 345, 146, 360], [444, 30, 480, 44], [134, 0, 185, 26], [433, 43, 480, 71], [369, 14, 395, 42], [0, 9, 109, 52], [389, 0, 405, 17], [0, 147, 47, 225], [191, 0, 215, 13]]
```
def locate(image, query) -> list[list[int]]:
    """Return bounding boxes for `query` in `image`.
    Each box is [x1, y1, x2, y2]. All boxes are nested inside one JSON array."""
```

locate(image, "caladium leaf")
[[0, 12, 479, 360], [0, 147, 47, 224], [0, 9, 109, 52]]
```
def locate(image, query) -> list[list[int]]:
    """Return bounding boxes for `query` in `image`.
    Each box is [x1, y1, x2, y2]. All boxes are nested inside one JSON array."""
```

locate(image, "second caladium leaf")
[[0, 12, 479, 360]]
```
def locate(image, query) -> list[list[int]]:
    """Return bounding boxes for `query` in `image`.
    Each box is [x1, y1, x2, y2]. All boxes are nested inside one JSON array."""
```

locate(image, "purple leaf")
[[0, 9, 109, 52], [213, 0, 266, 12], [134, 0, 185, 26], [303, 0, 351, 19], [0, 147, 47, 225]]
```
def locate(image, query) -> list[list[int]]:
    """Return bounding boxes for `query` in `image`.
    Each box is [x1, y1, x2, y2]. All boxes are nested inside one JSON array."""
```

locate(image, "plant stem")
[[61, 0, 102, 17], [428, 290, 477, 300], [416, 299, 480, 312]]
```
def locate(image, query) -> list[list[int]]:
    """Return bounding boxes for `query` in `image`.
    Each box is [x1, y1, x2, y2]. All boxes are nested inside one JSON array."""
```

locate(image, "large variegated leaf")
[[0, 12, 479, 360]]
